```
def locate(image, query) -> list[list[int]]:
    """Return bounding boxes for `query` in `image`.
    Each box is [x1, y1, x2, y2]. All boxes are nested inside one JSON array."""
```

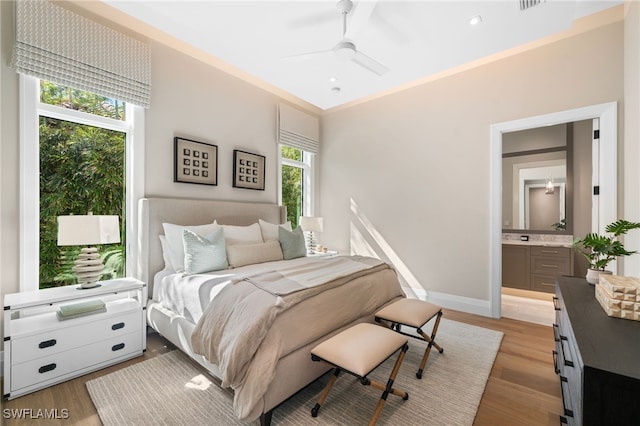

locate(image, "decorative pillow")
[[159, 235, 174, 271], [222, 223, 264, 246], [227, 240, 284, 268], [259, 219, 292, 242], [278, 226, 307, 260], [182, 228, 228, 275], [162, 221, 220, 272]]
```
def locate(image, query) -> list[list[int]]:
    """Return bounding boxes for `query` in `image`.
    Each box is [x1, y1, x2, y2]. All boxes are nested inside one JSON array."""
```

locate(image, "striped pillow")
[[182, 228, 228, 274]]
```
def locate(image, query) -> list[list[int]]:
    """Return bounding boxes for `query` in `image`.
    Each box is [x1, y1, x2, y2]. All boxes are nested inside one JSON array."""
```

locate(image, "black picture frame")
[[233, 150, 265, 191], [174, 137, 218, 186]]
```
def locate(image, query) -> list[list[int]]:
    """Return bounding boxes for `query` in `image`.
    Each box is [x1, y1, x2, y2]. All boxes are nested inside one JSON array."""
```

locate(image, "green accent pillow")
[[278, 226, 307, 260], [182, 228, 228, 274]]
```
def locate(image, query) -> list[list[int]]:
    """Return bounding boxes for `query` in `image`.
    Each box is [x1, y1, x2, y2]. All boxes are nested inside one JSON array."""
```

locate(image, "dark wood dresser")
[[554, 276, 640, 425]]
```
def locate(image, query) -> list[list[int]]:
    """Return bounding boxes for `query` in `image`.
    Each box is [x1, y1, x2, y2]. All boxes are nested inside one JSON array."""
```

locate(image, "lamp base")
[[72, 247, 104, 289]]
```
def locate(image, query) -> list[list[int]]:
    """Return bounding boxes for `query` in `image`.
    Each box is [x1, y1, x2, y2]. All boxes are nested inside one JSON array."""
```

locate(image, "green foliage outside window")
[[39, 81, 126, 288], [281, 145, 303, 226]]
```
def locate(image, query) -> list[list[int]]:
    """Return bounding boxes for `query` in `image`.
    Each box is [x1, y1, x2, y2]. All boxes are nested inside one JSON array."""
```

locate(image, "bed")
[[138, 197, 405, 425]]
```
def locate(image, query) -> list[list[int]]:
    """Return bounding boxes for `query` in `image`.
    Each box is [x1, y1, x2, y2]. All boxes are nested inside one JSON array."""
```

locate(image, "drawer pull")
[[112, 322, 125, 331], [559, 337, 574, 367], [552, 350, 560, 374], [553, 324, 560, 342], [540, 282, 555, 287], [38, 339, 57, 349], [38, 363, 57, 374], [553, 297, 561, 311], [559, 375, 574, 418], [560, 415, 568, 424], [541, 249, 559, 254], [541, 264, 559, 268], [112, 343, 125, 351]]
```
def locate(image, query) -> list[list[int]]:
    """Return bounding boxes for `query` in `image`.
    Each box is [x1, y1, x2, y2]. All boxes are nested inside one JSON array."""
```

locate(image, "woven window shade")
[[278, 103, 319, 154], [12, 0, 151, 108]]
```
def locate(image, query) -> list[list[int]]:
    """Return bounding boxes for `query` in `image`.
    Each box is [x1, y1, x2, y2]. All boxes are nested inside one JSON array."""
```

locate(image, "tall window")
[[21, 76, 142, 291], [280, 145, 314, 225]]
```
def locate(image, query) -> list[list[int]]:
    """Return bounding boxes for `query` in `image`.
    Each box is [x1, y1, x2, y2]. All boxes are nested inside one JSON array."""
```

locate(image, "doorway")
[[489, 102, 618, 318]]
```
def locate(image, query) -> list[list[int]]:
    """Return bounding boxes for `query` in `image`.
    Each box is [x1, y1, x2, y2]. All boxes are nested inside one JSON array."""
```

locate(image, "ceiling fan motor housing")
[[333, 40, 357, 60]]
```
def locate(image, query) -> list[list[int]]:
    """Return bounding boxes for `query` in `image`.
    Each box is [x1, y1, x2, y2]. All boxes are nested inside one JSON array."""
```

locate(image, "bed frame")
[[138, 197, 393, 425]]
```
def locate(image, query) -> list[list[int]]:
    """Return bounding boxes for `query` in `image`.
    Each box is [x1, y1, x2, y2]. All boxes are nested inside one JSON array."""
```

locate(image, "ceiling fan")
[[283, 0, 389, 76]]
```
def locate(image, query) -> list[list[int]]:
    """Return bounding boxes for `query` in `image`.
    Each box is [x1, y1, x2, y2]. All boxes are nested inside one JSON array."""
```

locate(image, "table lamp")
[[300, 216, 323, 254], [57, 213, 120, 289]]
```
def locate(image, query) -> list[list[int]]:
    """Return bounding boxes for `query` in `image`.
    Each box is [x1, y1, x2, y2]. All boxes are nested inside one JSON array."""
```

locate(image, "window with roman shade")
[[12, 0, 151, 108], [277, 103, 320, 154]]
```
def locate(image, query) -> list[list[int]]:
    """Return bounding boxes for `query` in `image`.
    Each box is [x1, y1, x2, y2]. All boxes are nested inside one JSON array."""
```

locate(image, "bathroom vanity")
[[503, 241, 574, 293]]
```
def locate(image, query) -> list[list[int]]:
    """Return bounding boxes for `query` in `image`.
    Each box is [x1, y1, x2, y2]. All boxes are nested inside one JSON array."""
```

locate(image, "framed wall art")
[[233, 150, 265, 191], [174, 137, 218, 186]]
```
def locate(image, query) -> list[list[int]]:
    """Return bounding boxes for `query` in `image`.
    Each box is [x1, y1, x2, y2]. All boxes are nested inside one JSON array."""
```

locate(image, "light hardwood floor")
[[2, 310, 562, 425]]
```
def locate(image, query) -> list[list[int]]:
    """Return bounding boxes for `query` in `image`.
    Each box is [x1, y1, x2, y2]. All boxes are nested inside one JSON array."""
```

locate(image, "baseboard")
[[402, 286, 493, 317]]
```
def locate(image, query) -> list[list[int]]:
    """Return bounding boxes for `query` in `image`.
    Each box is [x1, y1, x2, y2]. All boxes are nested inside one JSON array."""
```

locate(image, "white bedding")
[[152, 256, 343, 324]]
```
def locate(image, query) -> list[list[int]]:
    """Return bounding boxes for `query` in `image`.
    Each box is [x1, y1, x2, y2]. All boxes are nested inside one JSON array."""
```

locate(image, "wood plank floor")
[[2, 310, 562, 425]]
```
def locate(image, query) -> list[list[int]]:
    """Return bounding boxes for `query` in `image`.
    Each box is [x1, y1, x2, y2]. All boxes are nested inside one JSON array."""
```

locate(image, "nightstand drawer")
[[11, 331, 142, 392], [11, 310, 142, 363]]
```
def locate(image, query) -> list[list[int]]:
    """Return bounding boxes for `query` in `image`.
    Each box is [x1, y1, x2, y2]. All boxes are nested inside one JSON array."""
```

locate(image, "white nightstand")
[[3, 278, 146, 399]]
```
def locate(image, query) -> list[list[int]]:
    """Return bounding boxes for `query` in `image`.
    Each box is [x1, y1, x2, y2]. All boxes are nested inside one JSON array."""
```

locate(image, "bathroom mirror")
[[502, 124, 573, 234]]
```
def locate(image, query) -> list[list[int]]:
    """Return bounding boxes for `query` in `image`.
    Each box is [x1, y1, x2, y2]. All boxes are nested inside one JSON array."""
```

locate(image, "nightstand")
[[3, 278, 146, 399]]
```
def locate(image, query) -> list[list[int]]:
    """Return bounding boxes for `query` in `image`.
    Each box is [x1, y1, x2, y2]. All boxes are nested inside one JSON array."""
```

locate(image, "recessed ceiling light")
[[331, 87, 341, 94], [469, 15, 482, 26], [329, 76, 338, 83]]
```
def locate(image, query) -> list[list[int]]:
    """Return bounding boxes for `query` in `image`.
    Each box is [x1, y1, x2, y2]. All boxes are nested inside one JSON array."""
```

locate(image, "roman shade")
[[12, 0, 151, 108], [277, 103, 319, 154]]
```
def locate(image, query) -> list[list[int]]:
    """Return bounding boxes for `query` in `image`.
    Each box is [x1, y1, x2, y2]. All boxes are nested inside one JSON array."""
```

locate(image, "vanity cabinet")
[[554, 276, 640, 425], [503, 244, 573, 293]]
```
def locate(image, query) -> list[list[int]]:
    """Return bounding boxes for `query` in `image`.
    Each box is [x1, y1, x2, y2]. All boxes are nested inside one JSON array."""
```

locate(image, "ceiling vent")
[[520, 0, 545, 11]]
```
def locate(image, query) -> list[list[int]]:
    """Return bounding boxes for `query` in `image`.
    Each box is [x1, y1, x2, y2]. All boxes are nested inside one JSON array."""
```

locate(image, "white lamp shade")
[[300, 216, 323, 233], [57, 215, 120, 246]]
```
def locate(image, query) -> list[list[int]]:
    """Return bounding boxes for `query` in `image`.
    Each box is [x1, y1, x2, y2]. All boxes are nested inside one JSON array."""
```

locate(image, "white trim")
[[490, 102, 617, 318], [19, 76, 142, 291], [402, 286, 492, 317]]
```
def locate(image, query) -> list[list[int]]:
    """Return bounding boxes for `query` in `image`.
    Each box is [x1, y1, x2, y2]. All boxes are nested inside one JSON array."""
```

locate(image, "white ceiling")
[[103, 0, 622, 110]]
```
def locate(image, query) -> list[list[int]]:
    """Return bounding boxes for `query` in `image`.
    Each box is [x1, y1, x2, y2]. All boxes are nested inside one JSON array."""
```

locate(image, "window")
[[20, 75, 144, 291], [280, 145, 315, 225]]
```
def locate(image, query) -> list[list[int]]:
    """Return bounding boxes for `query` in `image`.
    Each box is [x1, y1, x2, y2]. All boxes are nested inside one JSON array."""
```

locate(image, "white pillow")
[[222, 223, 264, 246], [227, 240, 284, 268], [159, 235, 174, 271], [259, 219, 292, 242], [162, 221, 220, 272]]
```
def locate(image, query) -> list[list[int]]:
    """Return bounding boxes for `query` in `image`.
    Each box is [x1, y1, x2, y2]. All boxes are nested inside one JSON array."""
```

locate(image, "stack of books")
[[595, 275, 640, 321], [56, 299, 106, 321]]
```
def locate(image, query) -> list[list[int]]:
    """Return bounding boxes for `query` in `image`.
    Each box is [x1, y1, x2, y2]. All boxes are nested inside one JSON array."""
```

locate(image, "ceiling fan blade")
[[281, 49, 333, 62], [344, 1, 378, 38], [352, 50, 389, 76]]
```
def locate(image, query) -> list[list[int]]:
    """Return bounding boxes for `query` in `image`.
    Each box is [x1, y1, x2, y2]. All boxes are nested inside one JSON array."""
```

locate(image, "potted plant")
[[573, 219, 640, 284]]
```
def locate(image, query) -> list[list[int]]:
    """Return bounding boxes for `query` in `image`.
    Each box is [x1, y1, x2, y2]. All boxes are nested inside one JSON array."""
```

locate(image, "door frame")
[[489, 102, 617, 318]]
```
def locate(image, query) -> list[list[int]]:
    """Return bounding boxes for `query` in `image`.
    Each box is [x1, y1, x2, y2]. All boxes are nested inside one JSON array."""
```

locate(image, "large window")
[[20, 76, 143, 291], [280, 145, 314, 225]]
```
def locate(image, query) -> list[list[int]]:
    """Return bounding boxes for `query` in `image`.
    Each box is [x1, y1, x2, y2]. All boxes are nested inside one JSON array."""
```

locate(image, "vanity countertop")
[[502, 240, 573, 248]]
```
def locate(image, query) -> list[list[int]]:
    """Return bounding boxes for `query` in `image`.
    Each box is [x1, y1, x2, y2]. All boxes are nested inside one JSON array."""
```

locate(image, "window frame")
[[278, 144, 316, 223], [19, 74, 144, 291]]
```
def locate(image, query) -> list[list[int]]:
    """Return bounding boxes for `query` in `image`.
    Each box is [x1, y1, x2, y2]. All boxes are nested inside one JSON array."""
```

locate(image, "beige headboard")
[[138, 197, 286, 296]]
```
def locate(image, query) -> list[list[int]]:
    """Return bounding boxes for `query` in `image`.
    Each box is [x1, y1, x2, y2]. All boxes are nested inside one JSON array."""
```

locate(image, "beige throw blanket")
[[190, 255, 400, 420]]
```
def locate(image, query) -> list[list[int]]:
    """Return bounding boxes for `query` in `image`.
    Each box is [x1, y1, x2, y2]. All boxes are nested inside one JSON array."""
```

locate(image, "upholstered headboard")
[[138, 197, 286, 296]]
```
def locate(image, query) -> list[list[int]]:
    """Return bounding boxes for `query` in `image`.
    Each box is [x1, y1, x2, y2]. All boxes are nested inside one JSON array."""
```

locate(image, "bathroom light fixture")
[[545, 178, 555, 194], [57, 213, 120, 289]]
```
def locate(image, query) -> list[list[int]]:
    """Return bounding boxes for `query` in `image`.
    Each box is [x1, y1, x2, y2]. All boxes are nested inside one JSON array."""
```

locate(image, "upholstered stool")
[[375, 298, 444, 379], [310, 323, 409, 426]]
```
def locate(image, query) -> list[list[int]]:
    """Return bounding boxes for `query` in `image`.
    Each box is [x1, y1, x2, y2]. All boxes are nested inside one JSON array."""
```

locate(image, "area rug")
[[87, 319, 503, 425]]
